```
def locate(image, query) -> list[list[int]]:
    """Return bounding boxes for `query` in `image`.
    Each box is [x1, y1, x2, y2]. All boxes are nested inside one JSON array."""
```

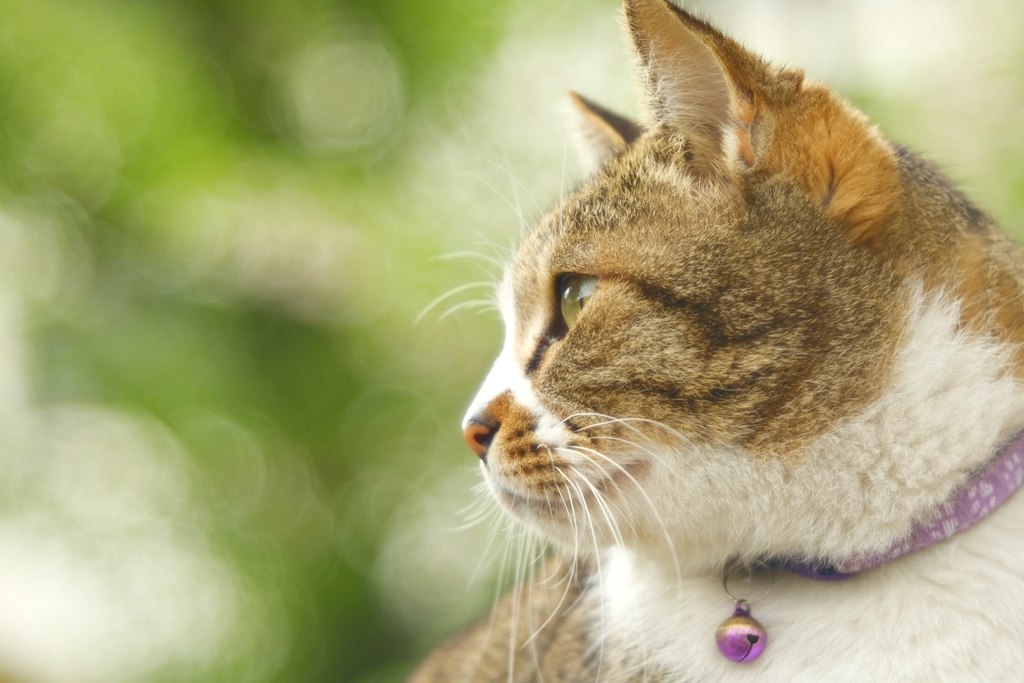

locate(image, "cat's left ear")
[[569, 92, 643, 172]]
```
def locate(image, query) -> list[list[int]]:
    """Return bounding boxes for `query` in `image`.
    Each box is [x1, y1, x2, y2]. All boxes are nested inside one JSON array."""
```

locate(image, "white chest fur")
[[600, 496, 1024, 682]]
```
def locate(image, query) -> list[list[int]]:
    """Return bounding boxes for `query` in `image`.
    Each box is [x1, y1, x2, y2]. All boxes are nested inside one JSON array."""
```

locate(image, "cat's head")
[[462, 0, 1024, 571]]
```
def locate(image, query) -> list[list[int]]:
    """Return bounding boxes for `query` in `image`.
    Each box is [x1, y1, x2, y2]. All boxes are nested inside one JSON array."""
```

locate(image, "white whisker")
[[415, 281, 496, 325], [563, 411, 694, 450], [439, 299, 500, 320], [431, 250, 506, 268], [477, 155, 545, 218], [556, 466, 607, 680], [469, 172, 530, 235]]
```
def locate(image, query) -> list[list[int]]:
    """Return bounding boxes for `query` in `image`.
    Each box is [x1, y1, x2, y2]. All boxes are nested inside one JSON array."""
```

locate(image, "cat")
[[410, 0, 1024, 680]]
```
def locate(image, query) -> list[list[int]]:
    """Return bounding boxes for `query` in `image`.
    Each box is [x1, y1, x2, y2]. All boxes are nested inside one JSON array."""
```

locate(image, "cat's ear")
[[569, 92, 643, 172], [623, 0, 773, 174], [624, 0, 900, 244]]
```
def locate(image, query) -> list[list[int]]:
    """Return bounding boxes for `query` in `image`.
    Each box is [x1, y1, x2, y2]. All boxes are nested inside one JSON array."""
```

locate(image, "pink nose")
[[463, 419, 498, 461]]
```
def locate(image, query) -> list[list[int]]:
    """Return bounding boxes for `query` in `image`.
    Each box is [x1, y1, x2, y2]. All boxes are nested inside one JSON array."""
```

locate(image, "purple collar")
[[782, 430, 1024, 581]]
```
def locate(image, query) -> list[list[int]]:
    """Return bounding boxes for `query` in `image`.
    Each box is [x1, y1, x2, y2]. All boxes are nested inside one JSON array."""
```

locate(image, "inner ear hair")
[[570, 92, 643, 169]]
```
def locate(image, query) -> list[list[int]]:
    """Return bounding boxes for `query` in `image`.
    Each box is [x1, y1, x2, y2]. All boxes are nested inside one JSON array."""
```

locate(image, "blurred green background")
[[0, 0, 1021, 682]]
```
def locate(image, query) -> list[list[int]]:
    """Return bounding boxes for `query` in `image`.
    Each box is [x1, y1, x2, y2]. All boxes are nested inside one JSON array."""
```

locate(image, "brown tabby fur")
[[409, 0, 1024, 680]]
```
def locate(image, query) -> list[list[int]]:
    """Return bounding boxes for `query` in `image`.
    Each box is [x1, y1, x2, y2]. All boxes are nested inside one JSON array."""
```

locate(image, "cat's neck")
[[615, 288, 1024, 578]]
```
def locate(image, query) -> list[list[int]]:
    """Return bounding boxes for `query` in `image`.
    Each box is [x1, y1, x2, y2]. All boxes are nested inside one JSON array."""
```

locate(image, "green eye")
[[559, 274, 598, 329]]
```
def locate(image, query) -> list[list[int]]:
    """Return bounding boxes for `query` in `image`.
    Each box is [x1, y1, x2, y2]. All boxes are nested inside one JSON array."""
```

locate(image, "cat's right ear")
[[623, 0, 784, 177], [569, 92, 643, 173], [625, 0, 901, 244]]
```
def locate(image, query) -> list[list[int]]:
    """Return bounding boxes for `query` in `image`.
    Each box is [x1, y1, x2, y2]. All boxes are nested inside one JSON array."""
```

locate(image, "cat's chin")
[[482, 458, 651, 546], [482, 474, 566, 539]]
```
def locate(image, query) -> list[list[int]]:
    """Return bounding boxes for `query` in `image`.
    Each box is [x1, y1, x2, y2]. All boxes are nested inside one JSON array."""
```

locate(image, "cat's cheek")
[[464, 339, 660, 544]]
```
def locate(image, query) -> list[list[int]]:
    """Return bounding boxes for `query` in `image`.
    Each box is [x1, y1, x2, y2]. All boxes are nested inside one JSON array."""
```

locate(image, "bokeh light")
[[281, 29, 405, 152]]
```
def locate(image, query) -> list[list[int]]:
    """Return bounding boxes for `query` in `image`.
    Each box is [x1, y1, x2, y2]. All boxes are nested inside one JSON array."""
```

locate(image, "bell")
[[715, 603, 767, 662]]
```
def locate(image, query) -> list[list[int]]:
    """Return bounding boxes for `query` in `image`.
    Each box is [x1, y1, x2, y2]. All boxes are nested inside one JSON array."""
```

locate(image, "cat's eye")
[[558, 274, 598, 330]]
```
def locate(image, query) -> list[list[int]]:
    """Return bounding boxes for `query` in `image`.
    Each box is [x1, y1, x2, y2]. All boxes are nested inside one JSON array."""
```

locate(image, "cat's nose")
[[463, 416, 499, 461]]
